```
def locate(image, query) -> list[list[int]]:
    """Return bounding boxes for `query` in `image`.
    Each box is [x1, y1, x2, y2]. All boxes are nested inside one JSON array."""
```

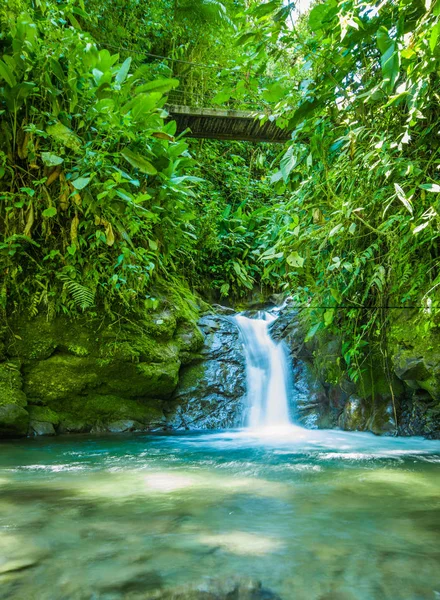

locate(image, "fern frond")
[[59, 275, 95, 310]]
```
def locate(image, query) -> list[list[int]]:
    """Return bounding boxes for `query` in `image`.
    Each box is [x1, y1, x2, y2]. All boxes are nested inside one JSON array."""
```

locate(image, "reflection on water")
[[0, 427, 440, 599]]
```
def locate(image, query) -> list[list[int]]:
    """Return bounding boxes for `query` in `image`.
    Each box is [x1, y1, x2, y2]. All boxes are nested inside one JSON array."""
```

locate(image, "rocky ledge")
[[0, 308, 246, 438], [270, 302, 440, 438]]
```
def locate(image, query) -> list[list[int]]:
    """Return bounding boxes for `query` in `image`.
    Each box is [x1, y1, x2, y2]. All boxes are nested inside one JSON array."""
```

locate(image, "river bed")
[[1, 427, 439, 599]]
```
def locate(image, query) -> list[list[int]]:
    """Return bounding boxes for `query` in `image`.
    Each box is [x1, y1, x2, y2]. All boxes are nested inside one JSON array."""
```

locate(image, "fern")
[[59, 275, 95, 310]]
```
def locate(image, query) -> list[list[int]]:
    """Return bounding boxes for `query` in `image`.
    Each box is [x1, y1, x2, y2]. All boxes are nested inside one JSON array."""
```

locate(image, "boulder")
[[169, 315, 246, 429], [0, 404, 29, 437]]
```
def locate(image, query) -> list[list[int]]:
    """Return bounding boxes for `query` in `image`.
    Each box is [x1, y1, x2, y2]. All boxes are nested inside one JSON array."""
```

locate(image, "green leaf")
[[72, 177, 91, 190], [115, 57, 132, 85], [430, 22, 440, 52], [394, 183, 413, 214], [308, 4, 330, 31], [0, 59, 17, 87], [419, 183, 440, 193], [137, 78, 179, 94], [253, 0, 279, 19], [413, 221, 430, 234], [289, 98, 320, 129], [46, 122, 81, 152], [212, 90, 231, 104], [262, 82, 286, 103], [305, 321, 322, 342], [324, 309, 334, 326], [42, 207, 57, 218], [41, 152, 64, 167], [121, 149, 157, 175], [280, 147, 296, 181], [286, 251, 304, 267], [329, 223, 343, 237]]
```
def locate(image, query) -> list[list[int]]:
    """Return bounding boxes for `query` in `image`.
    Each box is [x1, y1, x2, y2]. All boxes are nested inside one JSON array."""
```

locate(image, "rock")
[[106, 419, 145, 433], [394, 355, 431, 381], [211, 304, 236, 315], [29, 420, 55, 436], [0, 361, 30, 437], [0, 404, 29, 437], [24, 355, 180, 402], [338, 395, 367, 431], [169, 315, 246, 429]]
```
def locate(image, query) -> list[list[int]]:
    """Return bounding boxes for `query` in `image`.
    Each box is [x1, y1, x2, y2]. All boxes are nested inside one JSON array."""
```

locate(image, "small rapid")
[[234, 311, 293, 429]]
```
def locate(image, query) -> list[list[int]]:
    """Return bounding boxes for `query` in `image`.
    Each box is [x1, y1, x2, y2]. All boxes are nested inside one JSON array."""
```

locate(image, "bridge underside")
[[166, 105, 291, 143]]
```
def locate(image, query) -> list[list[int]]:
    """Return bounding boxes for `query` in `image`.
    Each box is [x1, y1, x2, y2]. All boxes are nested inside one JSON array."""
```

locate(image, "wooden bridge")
[[166, 105, 291, 143]]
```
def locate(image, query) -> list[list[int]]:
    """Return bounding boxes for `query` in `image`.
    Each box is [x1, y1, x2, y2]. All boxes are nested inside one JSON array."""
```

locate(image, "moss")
[[66, 345, 90, 357], [0, 404, 29, 437], [56, 394, 165, 429], [0, 361, 27, 408], [27, 405, 60, 424]]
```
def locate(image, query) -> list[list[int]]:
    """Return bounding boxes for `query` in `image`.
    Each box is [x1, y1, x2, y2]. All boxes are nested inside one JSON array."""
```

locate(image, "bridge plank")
[[166, 105, 291, 143]]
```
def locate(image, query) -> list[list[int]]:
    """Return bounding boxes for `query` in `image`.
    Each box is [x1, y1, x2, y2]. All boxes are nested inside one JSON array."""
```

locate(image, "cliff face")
[[270, 304, 440, 439]]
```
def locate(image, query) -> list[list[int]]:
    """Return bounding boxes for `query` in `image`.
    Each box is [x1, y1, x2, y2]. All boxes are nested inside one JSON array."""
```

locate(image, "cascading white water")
[[234, 312, 293, 429]]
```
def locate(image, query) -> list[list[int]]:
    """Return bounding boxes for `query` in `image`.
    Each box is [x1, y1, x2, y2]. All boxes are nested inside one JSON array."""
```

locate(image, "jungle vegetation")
[[1, 0, 439, 381]]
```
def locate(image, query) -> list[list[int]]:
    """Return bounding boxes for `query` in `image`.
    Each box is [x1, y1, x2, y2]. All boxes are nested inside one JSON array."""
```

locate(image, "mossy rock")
[[24, 354, 180, 403], [0, 404, 29, 437], [27, 405, 60, 424], [338, 395, 368, 431], [0, 361, 27, 408], [55, 394, 166, 433]]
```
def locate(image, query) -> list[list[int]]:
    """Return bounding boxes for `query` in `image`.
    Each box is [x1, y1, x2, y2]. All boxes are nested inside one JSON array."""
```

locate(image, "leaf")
[[137, 78, 179, 94], [430, 22, 440, 52], [419, 183, 440, 193], [23, 203, 34, 237], [105, 223, 115, 246], [262, 82, 286, 103], [121, 149, 157, 175], [46, 122, 81, 152], [308, 4, 330, 31], [413, 221, 430, 234], [42, 207, 57, 218], [394, 183, 413, 214], [71, 176, 91, 190], [329, 223, 343, 237], [212, 90, 231, 104], [0, 59, 17, 87], [151, 131, 175, 141], [115, 57, 132, 85], [305, 321, 322, 342], [253, 0, 279, 19], [324, 309, 334, 326], [286, 251, 305, 267], [148, 239, 158, 250], [289, 98, 320, 129], [41, 152, 64, 167], [280, 147, 296, 181]]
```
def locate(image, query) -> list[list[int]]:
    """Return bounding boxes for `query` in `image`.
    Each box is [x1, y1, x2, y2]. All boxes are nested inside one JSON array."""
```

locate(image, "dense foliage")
[[0, 0, 204, 315], [1, 0, 440, 383]]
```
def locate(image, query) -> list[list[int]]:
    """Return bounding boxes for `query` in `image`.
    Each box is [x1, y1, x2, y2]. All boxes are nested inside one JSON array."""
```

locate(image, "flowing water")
[[234, 313, 292, 428], [1, 313, 440, 599]]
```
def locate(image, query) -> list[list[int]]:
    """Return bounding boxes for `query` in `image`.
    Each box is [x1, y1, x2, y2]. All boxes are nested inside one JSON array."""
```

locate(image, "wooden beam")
[[166, 104, 291, 143]]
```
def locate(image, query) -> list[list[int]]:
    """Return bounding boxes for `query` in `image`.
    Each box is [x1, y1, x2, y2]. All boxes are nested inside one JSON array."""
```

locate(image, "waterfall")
[[234, 312, 293, 429]]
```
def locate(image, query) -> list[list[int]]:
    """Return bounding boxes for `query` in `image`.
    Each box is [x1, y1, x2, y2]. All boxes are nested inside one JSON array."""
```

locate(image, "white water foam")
[[234, 312, 293, 429]]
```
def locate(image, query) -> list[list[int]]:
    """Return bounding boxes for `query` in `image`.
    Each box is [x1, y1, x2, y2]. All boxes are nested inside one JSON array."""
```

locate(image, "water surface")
[[1, 428, 440, 599]]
